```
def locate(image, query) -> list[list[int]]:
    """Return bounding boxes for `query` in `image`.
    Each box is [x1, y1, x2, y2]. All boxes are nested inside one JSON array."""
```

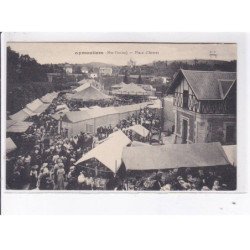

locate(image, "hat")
[[42, 163, 48, 167], [177, 176, 183, 181], [58, 163, 64, 168]]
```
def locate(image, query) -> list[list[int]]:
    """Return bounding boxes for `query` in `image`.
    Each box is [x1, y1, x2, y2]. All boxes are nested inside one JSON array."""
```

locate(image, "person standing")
[[29, 166, 38, 190], [57, 165, 65, 190]]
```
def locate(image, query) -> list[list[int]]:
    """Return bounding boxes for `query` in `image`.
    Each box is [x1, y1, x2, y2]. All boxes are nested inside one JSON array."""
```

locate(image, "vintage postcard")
[[2, 37, 238, 194]]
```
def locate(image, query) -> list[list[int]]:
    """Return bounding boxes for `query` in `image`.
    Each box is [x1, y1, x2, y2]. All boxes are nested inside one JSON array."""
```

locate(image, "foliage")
[[7, 47, 66, 113]]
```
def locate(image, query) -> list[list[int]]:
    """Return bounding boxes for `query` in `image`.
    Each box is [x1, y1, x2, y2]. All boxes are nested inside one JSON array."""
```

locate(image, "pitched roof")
[[62, 102, 151, 123], [112, 82, 148, 96], [7, 121, 33, 133], [122, 142, 230, 171], [75, 130, 131, 173], [67, 85, 112, 101], [26, 99, 44, 112], [125, 124, 149, 137], [222, 145, 236, 166], [168, 70, 236, 100], [62, 111, 92, 123], [40, 92, 58, 103], [9, 108, 33, 122], [6, 137, 17, 153]]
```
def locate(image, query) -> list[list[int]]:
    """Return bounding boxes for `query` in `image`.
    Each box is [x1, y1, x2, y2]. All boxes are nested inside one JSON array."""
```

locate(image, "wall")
[[207, 116, 236, 145], [175, 109, 195, 143], [163, 96, 175, 132]]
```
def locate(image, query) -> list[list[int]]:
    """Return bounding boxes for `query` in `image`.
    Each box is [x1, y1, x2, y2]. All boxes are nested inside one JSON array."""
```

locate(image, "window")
[[183, 90, 189, 109]]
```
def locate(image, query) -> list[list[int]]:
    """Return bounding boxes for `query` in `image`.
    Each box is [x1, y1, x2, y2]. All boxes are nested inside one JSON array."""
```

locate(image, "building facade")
[[167, 70, 236, 145], [64, 64, 73, 74], [99, 67, 113, 76]]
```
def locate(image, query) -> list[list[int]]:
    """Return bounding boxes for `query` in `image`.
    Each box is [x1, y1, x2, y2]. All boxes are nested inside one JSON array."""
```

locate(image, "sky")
[[8, 42, 237, 65]]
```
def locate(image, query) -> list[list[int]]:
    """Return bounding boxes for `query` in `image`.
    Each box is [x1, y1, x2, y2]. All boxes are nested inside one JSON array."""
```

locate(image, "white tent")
[[130, 141, 151, 147], [9, 108, 35, 121], [223, 145, 237, 166], [56, 104, 69, 111], [75, 130, 131, 173], [7, 121, 33, 133], [122, 142, 230, 171], [26, 99, 44, 112], [112, 82, 148, 96], [40, 92, 58, 103], [6, 137, 17, 154], [74, 82, 91, 92], [125, 124, 149, 137], [61, 102, 151, 136], [147, 99, 162, 109], [79, 107, 90, 111]]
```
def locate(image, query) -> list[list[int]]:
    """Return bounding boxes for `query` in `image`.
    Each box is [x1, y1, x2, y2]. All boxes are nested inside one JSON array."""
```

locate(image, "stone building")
[[167, 69, 236, 145]]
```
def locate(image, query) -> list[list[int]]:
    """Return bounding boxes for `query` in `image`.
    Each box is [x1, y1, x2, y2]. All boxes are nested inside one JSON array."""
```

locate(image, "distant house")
[[140, 84, 156, 96], [99, 67, 112, 76], [64, 64, 73, 74], [167, 70, 236, 145], [47, 73, 61, 83], [81, 67, 89, 74], [89, 73, 98, 79], [161, 76, 171, 84]]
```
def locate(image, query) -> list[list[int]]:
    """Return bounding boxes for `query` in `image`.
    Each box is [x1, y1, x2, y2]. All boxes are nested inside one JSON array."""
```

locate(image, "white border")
[[1, 32, 249, 214]]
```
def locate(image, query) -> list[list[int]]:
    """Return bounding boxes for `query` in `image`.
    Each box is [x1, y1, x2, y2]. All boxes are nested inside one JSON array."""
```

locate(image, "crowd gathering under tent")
[[122, 142, 230, 171], [60, 102, 151, 136], [66, 84, 111, 102], [7, 120, 34, 134], [75, 131, 131, 173], [6, 79, 237, 191]]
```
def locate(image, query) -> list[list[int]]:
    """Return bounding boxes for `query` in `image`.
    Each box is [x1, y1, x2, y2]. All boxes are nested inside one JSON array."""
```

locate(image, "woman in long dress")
[[57, 165, 65, 190]]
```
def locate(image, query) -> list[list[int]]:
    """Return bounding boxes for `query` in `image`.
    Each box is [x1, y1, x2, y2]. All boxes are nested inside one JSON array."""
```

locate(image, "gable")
[[168, 70, 236, 101]]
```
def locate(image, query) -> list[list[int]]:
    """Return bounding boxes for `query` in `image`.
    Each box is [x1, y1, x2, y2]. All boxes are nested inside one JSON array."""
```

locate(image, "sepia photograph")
[[4, 41, 237, 192]]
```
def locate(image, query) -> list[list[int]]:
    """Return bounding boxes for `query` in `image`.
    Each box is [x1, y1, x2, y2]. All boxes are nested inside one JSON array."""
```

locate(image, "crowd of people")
[[6, 94, 162, 190], [6, 92, 235, 191], [125, 166, 236, 191]]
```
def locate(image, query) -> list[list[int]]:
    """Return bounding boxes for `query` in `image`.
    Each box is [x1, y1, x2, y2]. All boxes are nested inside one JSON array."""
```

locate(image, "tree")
[[137, 74, 143, 84]]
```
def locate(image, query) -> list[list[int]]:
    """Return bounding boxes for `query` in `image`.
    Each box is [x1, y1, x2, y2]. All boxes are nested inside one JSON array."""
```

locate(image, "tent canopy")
[[130, 141, 151, 147], [122, 142, 230, 171], [32, 103, 50, 115], [40, 92, 58, 103], [6, 137, 17, 154], [62, 111, 92, 123], [7, 121, 33, 133], [125, 124, 149, 137], [75, 130, 131, 173], [74, 82, 92, 92], [147, 99, 162, 109], [111, 82, 127, 89], [56, 104, 69, 111], [67, 85, 112, 102], [223, 145, 237, 166], [9, 108, 35, 121], [26, 99, 44, 112], [62, 102, 151, 124], [112, 82, 148, 96]]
